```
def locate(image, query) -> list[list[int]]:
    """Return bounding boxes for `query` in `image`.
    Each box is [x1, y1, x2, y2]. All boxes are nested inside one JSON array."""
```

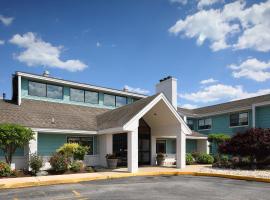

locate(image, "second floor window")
[[70, 88, 84, 102], [29, 81, 63, 99], [85, 91, 99, 104], [187, 119, 194, 130], [198, 118, 212, 130], [230, 112, 248, 127], [104, 94, 115, 107], [116, 96, 127, 107]]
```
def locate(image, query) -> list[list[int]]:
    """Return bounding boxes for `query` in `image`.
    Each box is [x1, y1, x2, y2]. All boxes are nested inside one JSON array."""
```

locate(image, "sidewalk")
[[0, 165, 269, 189]]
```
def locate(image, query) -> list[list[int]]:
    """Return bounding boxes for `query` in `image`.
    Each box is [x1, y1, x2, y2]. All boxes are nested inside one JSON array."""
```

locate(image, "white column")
[[128, 128, 138, 173], [176, 130, 186, 169], [29, 131, 38, 155], [99, 134, 113, 167], [252, 104, 256, 128], [18, 75, 21, 106], [151, 136, 157, 165]]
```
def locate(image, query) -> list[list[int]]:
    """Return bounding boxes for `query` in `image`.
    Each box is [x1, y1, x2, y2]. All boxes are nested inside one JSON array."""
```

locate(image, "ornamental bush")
[[57, 143, 80, 159], [0, 161, 11, 177], [29, 154, 43, 175], [49, 153, 69, 173], [74, 145, 89, 160], [219, 128, 270, 166], [197, 153, 214, 164], [186, 153, 194, 165], [70, 161, 84, 172]]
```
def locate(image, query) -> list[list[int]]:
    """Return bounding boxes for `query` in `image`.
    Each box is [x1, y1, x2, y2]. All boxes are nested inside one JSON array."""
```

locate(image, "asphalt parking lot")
[[0, 175, 269, 200]]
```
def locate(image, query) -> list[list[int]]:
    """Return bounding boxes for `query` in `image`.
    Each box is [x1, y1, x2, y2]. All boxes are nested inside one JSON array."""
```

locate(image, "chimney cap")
[[159, 76, 173, 82], [43, 70, 50, 77]]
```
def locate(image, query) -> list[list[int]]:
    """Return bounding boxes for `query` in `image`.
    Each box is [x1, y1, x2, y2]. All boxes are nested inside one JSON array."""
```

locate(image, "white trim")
[[252, 101, 270, 107], [186, 136, 207, 140], [123, 93, 192, 135], [31, 128, 97, 135], [251, 101, 270, 128], [16, 72, 147, 99], [18, 75, 21, 105]]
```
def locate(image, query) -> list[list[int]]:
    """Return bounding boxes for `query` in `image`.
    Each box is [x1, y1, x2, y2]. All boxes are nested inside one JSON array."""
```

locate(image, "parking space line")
[[72, 190, 81, 197]]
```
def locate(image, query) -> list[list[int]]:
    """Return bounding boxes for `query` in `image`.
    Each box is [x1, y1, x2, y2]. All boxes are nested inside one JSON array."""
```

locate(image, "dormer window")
[[70, 88, 84, 102], [28, 81, 63, 99]]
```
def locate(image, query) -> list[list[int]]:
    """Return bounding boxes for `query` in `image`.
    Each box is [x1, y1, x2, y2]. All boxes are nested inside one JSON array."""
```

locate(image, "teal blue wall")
[[255, 106, 270, 128], [21, 78, 136, 109], [0, 148, 24, 157], [37, 133, 98, 156], [188, 110, 252, 137], [186, 139, 197, 153]]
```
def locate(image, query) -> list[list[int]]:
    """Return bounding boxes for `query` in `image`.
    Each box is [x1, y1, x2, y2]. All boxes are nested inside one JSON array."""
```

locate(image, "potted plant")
[[156, 153, 166, 166], [106, 154, 118, 169]]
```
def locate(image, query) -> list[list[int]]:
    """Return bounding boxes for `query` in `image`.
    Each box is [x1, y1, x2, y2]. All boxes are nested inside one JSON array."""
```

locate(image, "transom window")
[[67, 136, 96, 155], [70, 88, 84, 102], [85, 91, 99, 104], [70, 88, 99, 104], [187, 119, 194, 130], [198, 118, 212, 130], [104, 94, 115, 107], [230, 112, 248, 127], [116, 96, 127, 107], [28, 81, 63, 99]]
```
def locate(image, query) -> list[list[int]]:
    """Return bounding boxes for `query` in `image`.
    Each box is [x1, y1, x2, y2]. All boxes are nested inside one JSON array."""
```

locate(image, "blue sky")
[[0, 0, 269, 108]]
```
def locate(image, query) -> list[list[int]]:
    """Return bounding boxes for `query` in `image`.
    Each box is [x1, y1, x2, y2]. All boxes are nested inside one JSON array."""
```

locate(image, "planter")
[[156, 158, 165, 166], [106, 158, 118, 169]]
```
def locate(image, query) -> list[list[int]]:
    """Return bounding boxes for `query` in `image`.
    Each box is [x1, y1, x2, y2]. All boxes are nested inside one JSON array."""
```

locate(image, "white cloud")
[[9, 32, 87, 72], [200, 78, 218, 84], [197, 0, 223, 9], [179, 83, 270, 103], [228, 58, 270, 82], [170, 0, 188, 5], [0, 40, 4, 45], [169, 0, 270, 52], [0, 15, 14, 26], [96, 42, 101, 47], [124, 85, 150, 95], [180, 104, 198, 109]]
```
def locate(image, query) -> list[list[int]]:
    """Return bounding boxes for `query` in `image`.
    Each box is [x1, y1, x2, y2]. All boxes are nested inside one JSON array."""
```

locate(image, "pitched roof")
[[97, 94, 159, 130], [178, 93, 270, 117], [0, 99, 108, 131], [188, 131, 208, 138]]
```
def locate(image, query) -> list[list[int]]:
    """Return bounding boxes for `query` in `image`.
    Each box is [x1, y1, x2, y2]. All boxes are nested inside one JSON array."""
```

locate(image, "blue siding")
[[0, 148, 24, 157], [21, 78, 136, 109], [256, 106, 270, 128], [38, 133, 67, 156], [186, 139, 197, 153]]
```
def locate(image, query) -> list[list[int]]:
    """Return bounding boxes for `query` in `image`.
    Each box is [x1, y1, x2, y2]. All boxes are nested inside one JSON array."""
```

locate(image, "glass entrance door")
[[138, 119, 151, 165]]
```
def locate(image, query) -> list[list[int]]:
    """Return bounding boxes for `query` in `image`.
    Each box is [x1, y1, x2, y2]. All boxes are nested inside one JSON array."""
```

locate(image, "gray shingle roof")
[[189, 131, 208, 138], [97, 94, 160, 130], [0, 99, 108, 131], [178, 93, 270, 117]]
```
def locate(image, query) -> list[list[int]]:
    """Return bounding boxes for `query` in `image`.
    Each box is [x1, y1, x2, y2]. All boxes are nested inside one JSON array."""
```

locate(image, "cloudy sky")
[[0, 0, 269, 109]]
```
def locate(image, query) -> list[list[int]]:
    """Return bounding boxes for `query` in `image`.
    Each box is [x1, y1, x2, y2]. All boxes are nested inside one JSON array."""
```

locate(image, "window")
[[104, 94, 115, 107], [85, 91, 99, 104], [47, 84, 63, 99], [187, 119, 194, 130], [116, 96, 127, 107], [28, 81, 63, 99], [29, 81, 46, 97], [67, 136, 95, 155], [70, 88, 84, 102], [230, 112, 248, 127], [156, 140, 166, 154], [198, 118, 212, 130]]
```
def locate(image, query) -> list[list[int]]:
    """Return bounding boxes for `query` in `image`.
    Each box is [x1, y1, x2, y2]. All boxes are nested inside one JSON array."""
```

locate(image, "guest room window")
[[28, 81, 46, 97], [47, 84, 63, 99], [198, 118, 212, 130], [187, 119, 194, 130], [104, 94, 115, 107], [230, 112, 248, 127], [85, 91, 99, 104], [70, 88, 84, 102], [156, 140, 166, 154], [67, 136, 95, 155], [116, 96, 127, 107]]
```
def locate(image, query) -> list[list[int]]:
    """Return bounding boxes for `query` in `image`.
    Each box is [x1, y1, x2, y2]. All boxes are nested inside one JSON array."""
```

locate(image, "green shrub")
[[57, 143, 79, 159], [85, 166, 95, 173], [70, 161, 84, 172], [220, 155, 229, 164], [29, 154, 43, 175], [186, 153, 194, 165], [0, 161, 11, 177], [49, 153, 69, 173], [191, 152, 201, 161], [74, 146, 89, 160], [197, 153, 214, 164]]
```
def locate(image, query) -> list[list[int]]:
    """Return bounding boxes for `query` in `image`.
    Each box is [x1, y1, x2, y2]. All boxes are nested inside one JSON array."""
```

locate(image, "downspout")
[[18, 75, 21, 106], [252, 104, 256, 128]]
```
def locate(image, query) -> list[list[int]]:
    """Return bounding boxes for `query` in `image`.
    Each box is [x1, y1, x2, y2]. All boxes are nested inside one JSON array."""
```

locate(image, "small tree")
[[219, 128, 270, 165], [208, 133, 230, 155], [0, 124, 34, 165]]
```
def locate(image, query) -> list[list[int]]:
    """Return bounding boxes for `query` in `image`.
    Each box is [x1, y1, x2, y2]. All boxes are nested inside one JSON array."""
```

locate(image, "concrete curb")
[[0, 171, 269, 189]]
